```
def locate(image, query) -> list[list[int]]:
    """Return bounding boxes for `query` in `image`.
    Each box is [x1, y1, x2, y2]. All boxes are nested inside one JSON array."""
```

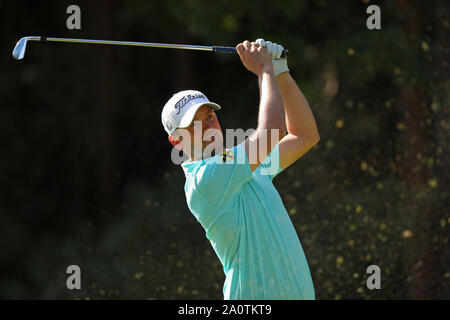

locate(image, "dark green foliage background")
[[0, 0, 448, 299]]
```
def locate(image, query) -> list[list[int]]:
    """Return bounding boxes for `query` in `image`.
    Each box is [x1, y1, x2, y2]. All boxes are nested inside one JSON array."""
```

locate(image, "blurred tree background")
[[0, 0, 448, 299]]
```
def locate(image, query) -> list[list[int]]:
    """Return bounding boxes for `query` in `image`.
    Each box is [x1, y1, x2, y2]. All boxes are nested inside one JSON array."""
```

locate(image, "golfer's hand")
[[236, 40, 274, 76], [255, 38, 289, 77]]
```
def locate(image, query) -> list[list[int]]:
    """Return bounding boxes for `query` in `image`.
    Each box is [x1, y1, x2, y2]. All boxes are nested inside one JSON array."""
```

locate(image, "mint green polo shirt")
[[181, 142, 315, 300]]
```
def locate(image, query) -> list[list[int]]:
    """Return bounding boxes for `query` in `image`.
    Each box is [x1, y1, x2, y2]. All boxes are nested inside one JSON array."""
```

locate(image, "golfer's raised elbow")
[[311, 133, 320, 144]]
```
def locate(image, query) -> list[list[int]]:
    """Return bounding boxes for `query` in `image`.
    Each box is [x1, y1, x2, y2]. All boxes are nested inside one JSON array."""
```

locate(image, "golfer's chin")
[[201, 141, 223, 158]]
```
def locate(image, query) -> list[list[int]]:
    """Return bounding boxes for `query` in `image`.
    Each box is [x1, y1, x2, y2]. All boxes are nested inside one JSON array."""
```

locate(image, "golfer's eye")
[[189, 121, 201, 129], [206, 114, 213, 120]]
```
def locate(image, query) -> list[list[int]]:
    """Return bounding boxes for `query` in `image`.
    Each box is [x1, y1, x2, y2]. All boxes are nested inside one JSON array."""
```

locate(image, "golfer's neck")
[[191, 146, 225, 161]]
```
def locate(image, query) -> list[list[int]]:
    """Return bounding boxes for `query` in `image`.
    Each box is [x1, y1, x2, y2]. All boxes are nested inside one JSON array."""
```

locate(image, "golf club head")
[[12, 37, 29, 60]]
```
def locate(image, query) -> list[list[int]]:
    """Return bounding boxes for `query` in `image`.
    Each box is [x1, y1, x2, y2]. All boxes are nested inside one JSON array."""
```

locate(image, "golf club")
[[12, 36, 288, 60]]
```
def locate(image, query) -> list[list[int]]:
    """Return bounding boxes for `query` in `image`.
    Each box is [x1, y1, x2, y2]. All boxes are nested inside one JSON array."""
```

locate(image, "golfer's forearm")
[[245, 68, 284, 171], [257, 69, 285, 134], [277, 72, 320, 140]]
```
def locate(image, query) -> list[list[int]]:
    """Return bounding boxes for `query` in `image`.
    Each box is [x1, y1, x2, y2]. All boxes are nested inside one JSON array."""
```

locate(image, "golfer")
[[161, 38, 320, 299]]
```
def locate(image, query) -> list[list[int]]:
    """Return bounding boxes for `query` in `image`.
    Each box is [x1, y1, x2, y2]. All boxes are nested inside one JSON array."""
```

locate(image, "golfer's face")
[[185, 105, 222, 153]]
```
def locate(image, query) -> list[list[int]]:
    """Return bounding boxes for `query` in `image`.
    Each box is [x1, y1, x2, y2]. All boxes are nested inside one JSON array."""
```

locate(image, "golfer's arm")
[[245, 68, 285, 172], [277, 72, 320, 169]]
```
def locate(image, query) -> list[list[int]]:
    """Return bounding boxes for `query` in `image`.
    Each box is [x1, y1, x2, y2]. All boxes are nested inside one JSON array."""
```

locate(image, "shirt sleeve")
[[193, 142, 253, 209], [255, 143, 284, 180]]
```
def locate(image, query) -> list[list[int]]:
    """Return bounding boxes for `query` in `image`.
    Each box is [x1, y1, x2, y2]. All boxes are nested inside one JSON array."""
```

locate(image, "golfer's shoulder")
[[184, 159, 223, 204], [192, 154, 231, 185], [194, 156, 221, 182]]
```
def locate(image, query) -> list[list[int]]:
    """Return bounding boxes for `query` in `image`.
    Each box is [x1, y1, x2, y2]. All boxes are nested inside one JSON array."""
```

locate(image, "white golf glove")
[[255, 38, 289, 77]]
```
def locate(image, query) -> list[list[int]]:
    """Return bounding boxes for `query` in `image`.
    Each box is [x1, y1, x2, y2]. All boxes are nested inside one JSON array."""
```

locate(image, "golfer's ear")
[[169, 135, 183, 150]]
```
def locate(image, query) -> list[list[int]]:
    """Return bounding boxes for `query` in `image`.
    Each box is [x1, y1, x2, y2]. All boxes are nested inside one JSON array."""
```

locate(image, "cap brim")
[[177, 102, 221, 129]]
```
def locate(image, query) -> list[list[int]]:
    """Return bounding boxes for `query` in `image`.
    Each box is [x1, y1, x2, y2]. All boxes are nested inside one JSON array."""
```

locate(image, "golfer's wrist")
[[258, 63, 275, 77], [276, 70, 290, 78]]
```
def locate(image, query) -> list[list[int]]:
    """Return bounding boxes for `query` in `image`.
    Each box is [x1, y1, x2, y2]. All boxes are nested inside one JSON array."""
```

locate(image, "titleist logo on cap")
[[175, 93, 206, 114]]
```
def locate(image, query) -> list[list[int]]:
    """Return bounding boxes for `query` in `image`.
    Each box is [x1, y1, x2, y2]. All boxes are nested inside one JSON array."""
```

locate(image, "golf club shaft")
[[21, 36, 288, 57]]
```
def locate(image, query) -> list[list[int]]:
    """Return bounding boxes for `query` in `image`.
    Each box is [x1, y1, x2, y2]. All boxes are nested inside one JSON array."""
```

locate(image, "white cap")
[[161, 90, 221, 135]]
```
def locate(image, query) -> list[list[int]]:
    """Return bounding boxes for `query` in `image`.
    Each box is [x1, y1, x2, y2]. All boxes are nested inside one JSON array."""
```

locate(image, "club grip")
[[213, 46, 288, 58]]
